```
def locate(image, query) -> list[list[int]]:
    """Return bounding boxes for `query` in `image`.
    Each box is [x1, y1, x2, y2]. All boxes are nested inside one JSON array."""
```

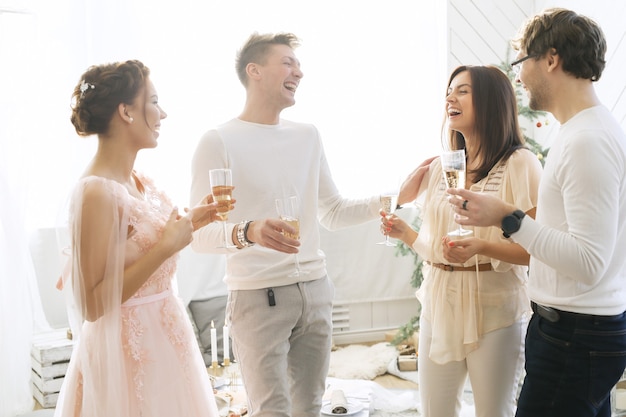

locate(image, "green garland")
[[390, 214, 423, 346]]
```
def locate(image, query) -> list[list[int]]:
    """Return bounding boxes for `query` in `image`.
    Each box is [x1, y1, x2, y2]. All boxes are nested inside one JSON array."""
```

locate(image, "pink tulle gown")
[[54, 173, 219, 417]]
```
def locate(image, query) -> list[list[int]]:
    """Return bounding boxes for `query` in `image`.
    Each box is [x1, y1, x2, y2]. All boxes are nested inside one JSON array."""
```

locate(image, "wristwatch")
[[501, 210, 526, 238]]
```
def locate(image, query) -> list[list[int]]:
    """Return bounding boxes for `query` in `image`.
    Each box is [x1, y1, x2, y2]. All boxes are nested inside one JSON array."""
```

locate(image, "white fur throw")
[[328, 342, 399, 380]]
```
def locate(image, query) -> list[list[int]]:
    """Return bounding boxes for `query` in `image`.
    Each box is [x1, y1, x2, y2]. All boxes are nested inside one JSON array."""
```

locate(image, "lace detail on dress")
[[126, 174, 178, 297], [120, 173, 183, 405], [122, 308, 147, 405], [161, 300, 192, 380]]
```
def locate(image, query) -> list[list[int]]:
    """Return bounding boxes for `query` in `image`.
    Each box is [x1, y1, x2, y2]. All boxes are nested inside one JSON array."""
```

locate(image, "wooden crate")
[[31, 382, 59, 409], [31, 328, 74, 408]]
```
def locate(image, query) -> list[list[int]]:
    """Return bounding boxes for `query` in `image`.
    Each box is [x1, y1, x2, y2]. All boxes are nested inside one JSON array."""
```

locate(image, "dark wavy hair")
[[443, 65, 525, 183], [511, 8, 606, 81], [235, 32, 300, 87], [70, 60, 150, 136]]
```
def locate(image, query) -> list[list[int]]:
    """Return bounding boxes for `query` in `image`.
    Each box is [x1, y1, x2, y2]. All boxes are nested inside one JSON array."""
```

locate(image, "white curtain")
[[0, 5, 51, 416], [0, 162, 52, 416]]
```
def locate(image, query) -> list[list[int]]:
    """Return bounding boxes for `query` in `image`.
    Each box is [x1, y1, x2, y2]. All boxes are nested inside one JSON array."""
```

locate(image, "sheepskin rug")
[[328, 342, 399, 380]]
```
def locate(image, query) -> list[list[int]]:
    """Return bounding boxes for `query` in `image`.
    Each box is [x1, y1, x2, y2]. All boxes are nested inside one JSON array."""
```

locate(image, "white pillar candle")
[[223, 324, 230, 365], [210, 320, 218, 366]]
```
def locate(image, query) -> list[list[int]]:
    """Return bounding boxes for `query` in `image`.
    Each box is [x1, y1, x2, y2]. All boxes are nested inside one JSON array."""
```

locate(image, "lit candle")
[[210, 320, 218, 367], [223, 323, 230, 366]]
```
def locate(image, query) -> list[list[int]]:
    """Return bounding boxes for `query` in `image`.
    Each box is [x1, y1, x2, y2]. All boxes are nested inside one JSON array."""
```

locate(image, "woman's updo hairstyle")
[[70, 60, 150, 137]]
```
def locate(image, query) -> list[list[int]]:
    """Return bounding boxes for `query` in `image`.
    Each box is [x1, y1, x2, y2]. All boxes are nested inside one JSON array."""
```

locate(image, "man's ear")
[[546, 47, 560, 73], [246, 63, 262, 81]]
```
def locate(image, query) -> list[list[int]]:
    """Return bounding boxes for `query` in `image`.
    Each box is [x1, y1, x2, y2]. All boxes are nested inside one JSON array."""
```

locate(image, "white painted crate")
[[31, 328, 74, 408]]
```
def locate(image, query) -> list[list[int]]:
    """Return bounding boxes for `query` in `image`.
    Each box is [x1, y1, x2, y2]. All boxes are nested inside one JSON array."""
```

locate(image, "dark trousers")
[[516, 304, 626, 417]]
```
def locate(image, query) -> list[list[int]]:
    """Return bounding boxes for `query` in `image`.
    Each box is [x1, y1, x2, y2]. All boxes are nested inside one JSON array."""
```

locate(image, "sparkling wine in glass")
[[275, 196, 308, 277], [377, 193, 399, 246], [209, 168, 236, 248], [441, 149, 472, 237]]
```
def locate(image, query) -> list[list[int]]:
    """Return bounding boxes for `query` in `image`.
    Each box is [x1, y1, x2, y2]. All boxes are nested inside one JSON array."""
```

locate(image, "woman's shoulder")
[[510, 146, 540, 162], [73, 175, 128, 203], [506, 147, 543, 170], [77, 175, 121, 189]]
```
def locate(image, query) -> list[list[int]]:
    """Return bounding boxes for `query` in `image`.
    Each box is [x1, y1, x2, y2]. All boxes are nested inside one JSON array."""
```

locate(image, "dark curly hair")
[[70, 60, 150, 136], [511, 8, 606, 81]]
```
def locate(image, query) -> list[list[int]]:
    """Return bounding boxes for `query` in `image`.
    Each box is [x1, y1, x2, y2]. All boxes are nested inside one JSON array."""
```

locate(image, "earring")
[[129, 116, 134, 123]]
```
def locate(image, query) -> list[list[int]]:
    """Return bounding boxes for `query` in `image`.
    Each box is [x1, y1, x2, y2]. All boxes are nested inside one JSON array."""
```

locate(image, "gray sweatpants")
[[227, 276, 334, 417]]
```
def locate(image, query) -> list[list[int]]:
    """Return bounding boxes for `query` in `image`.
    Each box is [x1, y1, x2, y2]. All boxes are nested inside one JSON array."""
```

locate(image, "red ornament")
[[536, 121, 542, 128]]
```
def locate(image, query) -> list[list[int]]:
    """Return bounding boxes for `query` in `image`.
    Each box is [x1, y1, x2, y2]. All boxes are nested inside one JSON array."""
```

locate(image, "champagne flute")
[[275, 196, 309, 277], [440, 149, 473, 237], [377, 192, 399, 246], [209, 169, 236, 248]]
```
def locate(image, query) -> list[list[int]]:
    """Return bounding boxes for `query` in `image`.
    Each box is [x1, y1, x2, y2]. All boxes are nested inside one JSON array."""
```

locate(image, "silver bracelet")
[[236, 221, 254, 248]]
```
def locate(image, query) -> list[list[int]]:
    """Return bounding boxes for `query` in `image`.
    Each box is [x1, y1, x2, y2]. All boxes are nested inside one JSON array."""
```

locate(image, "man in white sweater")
[[447, 8, 626, 417], [189, 33, 381, 417]]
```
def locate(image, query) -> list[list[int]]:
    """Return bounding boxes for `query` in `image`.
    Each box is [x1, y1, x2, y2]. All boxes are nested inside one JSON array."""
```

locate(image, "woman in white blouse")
[[382, 65, 542, 417]]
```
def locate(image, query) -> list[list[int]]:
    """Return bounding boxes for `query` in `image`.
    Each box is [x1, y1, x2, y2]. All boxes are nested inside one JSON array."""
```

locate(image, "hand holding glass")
[[209, 169, 236, 248], [378, 194, 399, 246], [440, 150, 472, 237], [275, 196, 308, 277]]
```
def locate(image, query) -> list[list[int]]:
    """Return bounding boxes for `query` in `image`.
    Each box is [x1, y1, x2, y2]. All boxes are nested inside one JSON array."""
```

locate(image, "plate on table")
[[320, 399, 364, 416], [210, 376, 227, 389]]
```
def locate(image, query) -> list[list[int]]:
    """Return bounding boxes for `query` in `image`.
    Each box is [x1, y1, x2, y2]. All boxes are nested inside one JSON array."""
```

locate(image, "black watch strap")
[[502, 209, 526, 238]]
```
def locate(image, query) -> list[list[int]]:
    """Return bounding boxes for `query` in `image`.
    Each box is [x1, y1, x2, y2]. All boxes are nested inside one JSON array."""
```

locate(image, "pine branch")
[[390, 212, 424, 345]]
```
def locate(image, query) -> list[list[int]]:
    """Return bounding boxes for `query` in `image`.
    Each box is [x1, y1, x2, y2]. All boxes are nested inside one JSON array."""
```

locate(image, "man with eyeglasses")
[[447, 8, 626, 417], [509, 54, 537, 78]]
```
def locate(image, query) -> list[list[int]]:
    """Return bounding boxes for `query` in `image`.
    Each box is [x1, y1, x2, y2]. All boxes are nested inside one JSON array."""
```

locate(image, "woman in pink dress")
[[54, 60, 228, 417]]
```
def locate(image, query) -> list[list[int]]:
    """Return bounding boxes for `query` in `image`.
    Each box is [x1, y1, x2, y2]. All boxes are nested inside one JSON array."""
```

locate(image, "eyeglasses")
[[510, 54, 537, 76]]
